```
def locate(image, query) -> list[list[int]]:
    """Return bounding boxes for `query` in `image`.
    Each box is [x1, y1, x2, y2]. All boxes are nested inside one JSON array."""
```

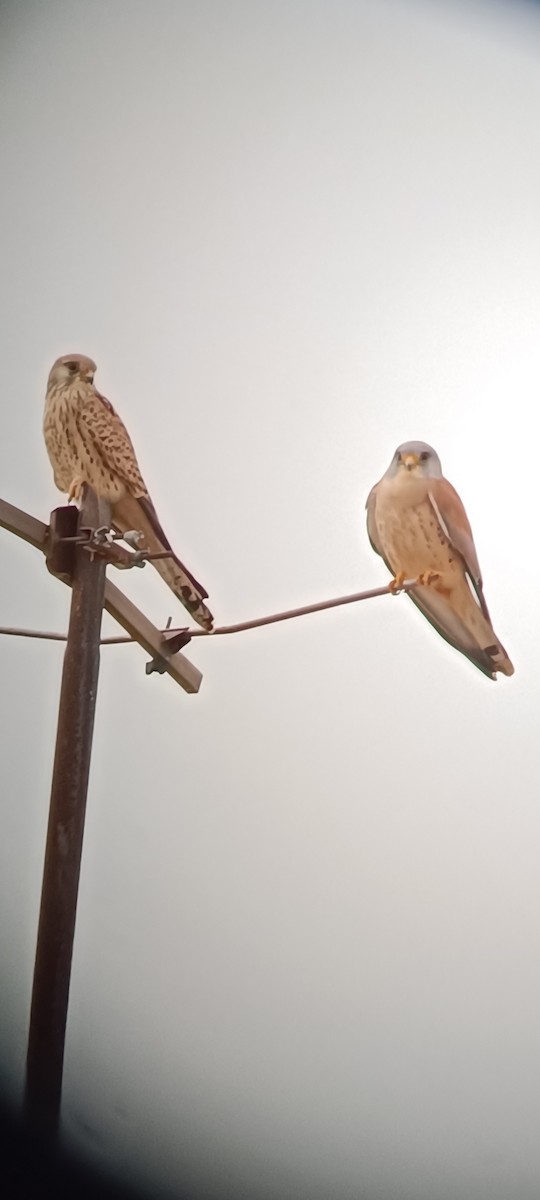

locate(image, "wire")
[[0, 627, 68, 642], [0, 580, 415, 646]]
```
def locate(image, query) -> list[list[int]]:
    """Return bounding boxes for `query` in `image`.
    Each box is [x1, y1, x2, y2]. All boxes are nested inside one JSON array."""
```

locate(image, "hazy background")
[[1, 1, 540, 1196]]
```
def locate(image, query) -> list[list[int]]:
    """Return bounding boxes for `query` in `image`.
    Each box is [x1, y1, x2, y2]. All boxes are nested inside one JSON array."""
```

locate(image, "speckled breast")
[[375, 478, 458, 581], [44, 385, 126, 502], [43, 389, 76, 492]]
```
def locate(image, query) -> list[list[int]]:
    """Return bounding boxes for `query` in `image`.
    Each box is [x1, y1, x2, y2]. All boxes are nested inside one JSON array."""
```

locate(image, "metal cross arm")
[[0, 497, 202, 694]]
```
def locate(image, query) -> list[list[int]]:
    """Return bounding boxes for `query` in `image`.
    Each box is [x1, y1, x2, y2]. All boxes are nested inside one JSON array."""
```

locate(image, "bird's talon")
[[388, 572, 407, 594], [416, 570, 441, 587], [67, 476, 83, 504]]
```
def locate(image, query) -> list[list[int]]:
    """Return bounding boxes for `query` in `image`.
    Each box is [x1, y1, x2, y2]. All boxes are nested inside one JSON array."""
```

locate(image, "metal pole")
[[24, 487, 110, 1139]]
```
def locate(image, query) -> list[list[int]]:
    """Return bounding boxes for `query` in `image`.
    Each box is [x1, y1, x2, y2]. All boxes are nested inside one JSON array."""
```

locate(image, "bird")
[[43, 353, 213, 630], [366, 441, 513, 679]]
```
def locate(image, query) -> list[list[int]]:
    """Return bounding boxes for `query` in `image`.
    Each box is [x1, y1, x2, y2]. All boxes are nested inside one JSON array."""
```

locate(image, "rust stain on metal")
[[24, 488, 110, 1139]]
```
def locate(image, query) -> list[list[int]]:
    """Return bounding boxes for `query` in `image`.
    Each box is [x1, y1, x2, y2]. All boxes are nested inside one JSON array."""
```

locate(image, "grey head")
[[385, 441, 443, 480]]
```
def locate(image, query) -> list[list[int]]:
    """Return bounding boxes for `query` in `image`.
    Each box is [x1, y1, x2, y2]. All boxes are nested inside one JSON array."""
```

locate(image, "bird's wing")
[[366, 483, 384, 557], [77, 388, 149, 495], [112, 491, 210, 602], [78, 389, 184, 560], [79, 390, 210, 605], [406, 585, 497, 680], [427, 477, 490, 620]]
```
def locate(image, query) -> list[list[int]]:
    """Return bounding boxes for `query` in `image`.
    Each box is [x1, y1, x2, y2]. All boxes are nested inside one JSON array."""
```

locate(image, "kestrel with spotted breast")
[[44, 353, 213, 630], [366, 441, 513, 679]]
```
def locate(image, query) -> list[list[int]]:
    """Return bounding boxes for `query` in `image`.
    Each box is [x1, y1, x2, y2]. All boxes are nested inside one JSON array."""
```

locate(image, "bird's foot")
[[388, 571, 407, 594], [416, 570, 441, 587], [67, 476, 84, 504]]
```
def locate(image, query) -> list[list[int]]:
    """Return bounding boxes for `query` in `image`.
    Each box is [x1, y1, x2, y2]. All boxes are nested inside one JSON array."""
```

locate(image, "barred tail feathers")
[[112, 494, 213, 630]]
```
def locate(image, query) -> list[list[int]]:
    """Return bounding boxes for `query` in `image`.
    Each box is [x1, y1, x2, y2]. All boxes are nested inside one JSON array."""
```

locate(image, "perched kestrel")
[[44, 354, 213, 630], [366, 441, 513, 679]]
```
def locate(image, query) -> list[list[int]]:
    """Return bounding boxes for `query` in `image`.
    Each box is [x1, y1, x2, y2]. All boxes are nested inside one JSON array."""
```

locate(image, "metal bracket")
[[161, 628, 192, 655], [45, 506, 80, 581], [145, 624, 192, 676]]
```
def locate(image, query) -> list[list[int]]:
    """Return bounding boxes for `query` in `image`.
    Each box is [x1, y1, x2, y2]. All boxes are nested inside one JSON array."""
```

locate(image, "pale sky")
[[2, 1, 540, 1197]]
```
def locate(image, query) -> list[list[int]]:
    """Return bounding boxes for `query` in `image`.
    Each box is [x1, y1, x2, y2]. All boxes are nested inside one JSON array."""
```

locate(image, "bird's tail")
[[150, 552, 214, 630], [481, 633, 514, 677], [410, 584, 514, 679], [112, 495, 214, 630], [461, 590, 514, 677]]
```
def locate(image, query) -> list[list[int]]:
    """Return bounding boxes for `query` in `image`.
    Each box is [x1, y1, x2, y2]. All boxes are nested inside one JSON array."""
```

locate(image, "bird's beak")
[[401, 452, 419, 470]]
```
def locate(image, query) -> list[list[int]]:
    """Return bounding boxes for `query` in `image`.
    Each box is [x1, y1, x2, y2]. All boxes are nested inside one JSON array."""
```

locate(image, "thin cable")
[[182, 581, 415, 638], [0, 628, 69, 642], [0, 580, 415, 646]]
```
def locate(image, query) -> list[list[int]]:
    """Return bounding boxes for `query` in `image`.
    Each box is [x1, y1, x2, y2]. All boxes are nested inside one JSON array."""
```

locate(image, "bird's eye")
[[420, 451, 429, 462], [64, 361, 78, 372]]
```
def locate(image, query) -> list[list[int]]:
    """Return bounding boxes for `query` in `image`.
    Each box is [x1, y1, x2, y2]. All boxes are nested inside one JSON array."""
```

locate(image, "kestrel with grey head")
[[366, 441, 513, 679], [44, 354, 213, 629]]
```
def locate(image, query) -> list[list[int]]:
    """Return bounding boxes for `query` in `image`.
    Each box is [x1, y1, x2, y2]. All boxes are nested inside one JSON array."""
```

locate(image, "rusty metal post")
[[24, 487, 110, 1139]]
